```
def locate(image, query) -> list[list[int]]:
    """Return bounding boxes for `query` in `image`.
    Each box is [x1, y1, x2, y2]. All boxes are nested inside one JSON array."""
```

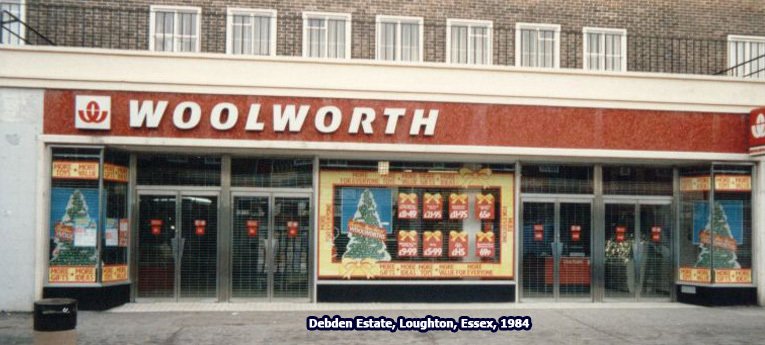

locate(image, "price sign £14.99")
[[422, 193, 443, 220], [397, 230, 418, 257], [397, 193, 418, 219], [448, 193, 469, 220]]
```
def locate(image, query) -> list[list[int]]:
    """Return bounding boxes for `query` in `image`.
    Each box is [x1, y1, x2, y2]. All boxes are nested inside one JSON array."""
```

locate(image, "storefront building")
[[1, 1, 765, 310]]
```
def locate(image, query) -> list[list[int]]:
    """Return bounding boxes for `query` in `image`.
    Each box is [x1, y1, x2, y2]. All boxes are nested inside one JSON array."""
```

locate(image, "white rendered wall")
[[0, 88, 43, 311]]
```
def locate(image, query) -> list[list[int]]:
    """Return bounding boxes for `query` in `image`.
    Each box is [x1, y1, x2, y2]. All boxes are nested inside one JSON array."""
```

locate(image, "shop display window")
[[232, 158, 313, 188], [317, 161, 515, 280], [603, 166, 673, 195], [678, 165, 753, 285], [48, 147, 130, 285], [136, 154, 220, 186], [521, 165, 593, 194]]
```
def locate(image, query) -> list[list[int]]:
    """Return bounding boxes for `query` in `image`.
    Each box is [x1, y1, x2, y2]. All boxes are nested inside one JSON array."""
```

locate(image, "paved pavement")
[[1, 303, 764, 344]]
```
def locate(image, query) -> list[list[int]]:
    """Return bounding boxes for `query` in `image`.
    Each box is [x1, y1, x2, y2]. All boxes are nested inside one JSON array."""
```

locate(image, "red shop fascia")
[[45, 90, 751, 155]]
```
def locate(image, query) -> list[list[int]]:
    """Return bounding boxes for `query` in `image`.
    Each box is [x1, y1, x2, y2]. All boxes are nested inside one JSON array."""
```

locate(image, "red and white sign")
[[287, 221, 299, 238], [570, 225, 581, 242], [475, 193, 495, 220], [150, 219, 163, 236], [476, 231, 495, 258], [194, 219, 206, 236], [615, 226, 626, 243], [397, 230, 418, 257], [422, 231, 443, 257], [246, 220, 259, 237], [448, 193, 469, 220], [533, 224, 544, 241], [651, 226, 662, 242], [397, 193, 418, 219], [118, 218, 129, 247], [422, 193, 443, 220], [75, 95, 111, 130], [45, 90, 748, 155], [448, 231, 467, 257], [750, 107, 765, 155]]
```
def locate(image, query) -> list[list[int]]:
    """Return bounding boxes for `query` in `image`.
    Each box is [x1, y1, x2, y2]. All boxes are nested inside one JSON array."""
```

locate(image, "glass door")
[[136, 191, 218, 301], [231, 193, 310, 301], [522, 199, 592, 301], [604, 200, 672, 301]]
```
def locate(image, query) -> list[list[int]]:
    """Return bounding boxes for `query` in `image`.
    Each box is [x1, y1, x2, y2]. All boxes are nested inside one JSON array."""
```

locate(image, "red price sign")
[[651, 226, 662, 242], [422, 231, 443, 257], [397, 230, 418, 257], [476, 231, 495, 258], [448, 193, 469, 220], [287, 221, 299, 239], [615, 226, 626, 242], [533, 224, 544, 241], [448, 231, 468, 257], [397, 193, 418, 219], [475, 193, 495, 220], [423, 193, 443, 220], [150, 219, 163, 236], [570, 225, 581, 241], [194, 219, 206, 236], [246, 220, 259, 237]]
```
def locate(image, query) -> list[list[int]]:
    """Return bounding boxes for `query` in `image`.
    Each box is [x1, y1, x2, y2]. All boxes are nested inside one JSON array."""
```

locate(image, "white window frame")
[[301, 11, 352, 59], [225, 8, 277, 55], [582, 27, 627, 71], [514, 23, 561, 68], [446, 19, 493, 65], [149, 5, 202, 53], [375, 15, 425, 62], [0, 0, 26, 45], [727, 35, 765, 78]]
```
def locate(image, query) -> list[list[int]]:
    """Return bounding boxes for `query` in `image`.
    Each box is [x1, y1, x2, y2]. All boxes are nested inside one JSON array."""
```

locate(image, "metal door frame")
[[520, 194, 594, 302], [134, 188, 221, 302], [230, 189, 312, 302], [603, 196, 673, 302]]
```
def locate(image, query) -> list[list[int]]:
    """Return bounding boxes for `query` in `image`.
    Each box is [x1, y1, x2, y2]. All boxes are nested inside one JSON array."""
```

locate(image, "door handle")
[[178, 237, 186, 261], [550, 242, 562, 258], [261, 238, 269, 270], [170, 237, 178, 261]]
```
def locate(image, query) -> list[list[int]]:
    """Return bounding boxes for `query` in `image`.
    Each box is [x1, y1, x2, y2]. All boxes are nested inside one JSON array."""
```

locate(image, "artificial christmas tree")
[[343, 189, 391, 261], [694, 201, 741, 269], [50, 189, 98, 266]]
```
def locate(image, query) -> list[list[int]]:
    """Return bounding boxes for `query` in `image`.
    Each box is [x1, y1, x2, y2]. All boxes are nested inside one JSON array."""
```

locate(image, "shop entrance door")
[[521, 198, 593, 301], [603, 199, 673, 301], [136, 191, 219, 301], [230, 193, 310, 301]]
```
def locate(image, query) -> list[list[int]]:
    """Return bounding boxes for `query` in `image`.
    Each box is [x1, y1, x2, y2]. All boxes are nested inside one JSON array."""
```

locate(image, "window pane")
[[380, 22, 396, 60], [472, 26, 488, 64], [254, 16, 270, 55], [451, 25, 467, 63], [401, 23, 419, 61], [328, 19, 345, 58], [306, 18, 325, 58], [0, 3, 22, 44]]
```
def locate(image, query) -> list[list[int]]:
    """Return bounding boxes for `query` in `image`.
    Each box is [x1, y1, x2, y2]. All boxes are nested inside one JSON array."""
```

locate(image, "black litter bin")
[[34, 298, 77, 331]]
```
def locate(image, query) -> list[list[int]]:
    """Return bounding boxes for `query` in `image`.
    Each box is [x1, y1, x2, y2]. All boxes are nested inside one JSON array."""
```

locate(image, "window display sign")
[[475, 193, 495, 220], [680, 175, 752, 192], [448, 193, 469, 219], [422, 231, 443, 257], [318, 169, 514, 280], [103, 163, 129, 183], [422, 193, 443, 220], [52, 161, 99, 180], [102, 265, 129, 282], [49, 187, 99, 283], [397, 193, 418, 219], [105, 218, 119, 246], [118, 218, 129, 247]]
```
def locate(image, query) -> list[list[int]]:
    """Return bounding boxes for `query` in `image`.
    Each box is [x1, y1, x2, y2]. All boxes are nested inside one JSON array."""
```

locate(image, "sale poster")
[[118, 218, 129, 247], [422, 231, 443, 257], [49, 187, 99, 270], [475, 193, 495, 220], [448, 231, 468, 257], [397, 193, 418, 219], [397, 230, 418, 257], [105, 218, 119, 246], [448, 193, 469, 219], [422, 193, 443, 220], [341, 188, 392, 234]]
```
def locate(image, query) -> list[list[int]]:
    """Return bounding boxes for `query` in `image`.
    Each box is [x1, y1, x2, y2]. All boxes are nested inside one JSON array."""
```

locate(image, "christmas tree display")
[[694, 201, 741, 269], [343, 189, 391, 261], [50, 189, 98, 266]]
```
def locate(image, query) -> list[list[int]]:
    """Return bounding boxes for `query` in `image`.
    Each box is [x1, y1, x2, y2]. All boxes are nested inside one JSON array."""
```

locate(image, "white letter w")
[[130, 100, 168, 128]]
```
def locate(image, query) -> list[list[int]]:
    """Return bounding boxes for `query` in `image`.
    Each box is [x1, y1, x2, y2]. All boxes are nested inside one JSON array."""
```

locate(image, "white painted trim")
[[225, 8, 277, 56], [33, 138, 48, 302], [149, 5, 202, 53], [38, 135, 754, 162], [515, 23, 561, 68], [445, 19, 493, 65], [376, 15, 425, 62], [301, 11, 352, 59], [582, 27, 628, 72]]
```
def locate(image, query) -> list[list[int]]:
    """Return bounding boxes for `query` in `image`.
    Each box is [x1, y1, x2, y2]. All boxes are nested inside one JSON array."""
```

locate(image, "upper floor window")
[[446, 19, 492, 65], [728, 35, 765, 79], [515, 23, 560, 68], [583, 27, 627, 72], [149, 5, 201, 53], [376, 15, 423, 62], [302, 11, 351, 59], [0, 0, 24, 45], [226, 8, 276, 56]]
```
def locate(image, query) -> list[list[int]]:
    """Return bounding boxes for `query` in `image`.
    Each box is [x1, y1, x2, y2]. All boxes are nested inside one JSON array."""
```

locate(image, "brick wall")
[[21, 0, 765, 74]]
